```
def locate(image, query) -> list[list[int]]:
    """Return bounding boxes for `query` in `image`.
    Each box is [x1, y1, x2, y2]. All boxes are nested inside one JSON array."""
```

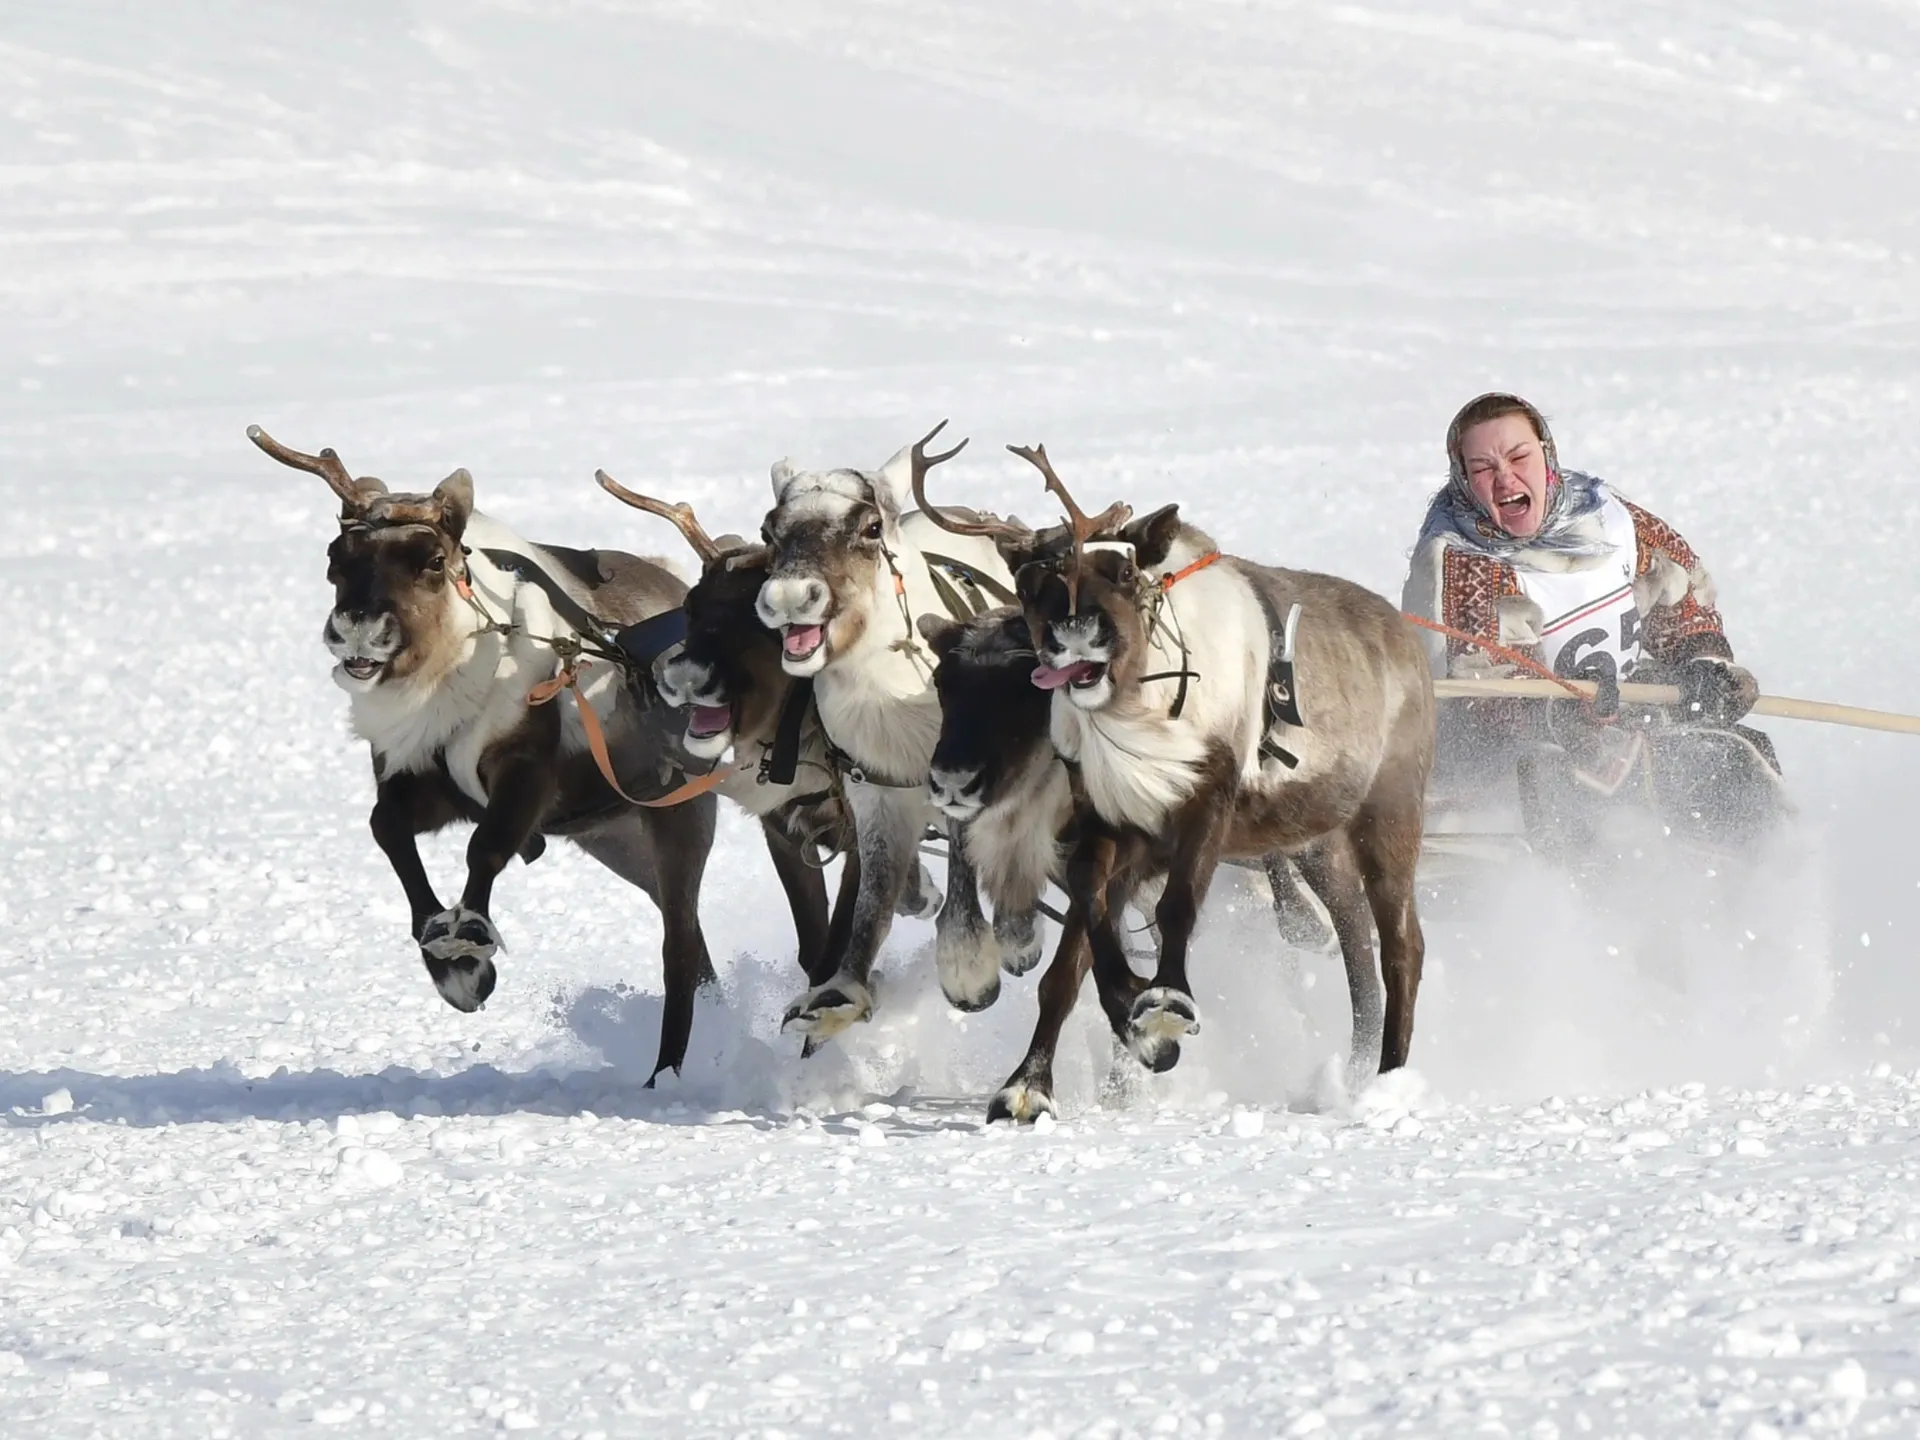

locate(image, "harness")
[[464, 543, 728, 809], [1135, 549, 1221, 720]]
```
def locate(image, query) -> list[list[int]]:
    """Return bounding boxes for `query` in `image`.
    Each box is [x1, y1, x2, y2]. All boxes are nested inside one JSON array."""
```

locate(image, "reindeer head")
[[920, 607, 1046, 821], [249, 426, 477, 695], [912, 440, 1180, 714], [593, 470, 773, 761], [754, 423, 967, 677]]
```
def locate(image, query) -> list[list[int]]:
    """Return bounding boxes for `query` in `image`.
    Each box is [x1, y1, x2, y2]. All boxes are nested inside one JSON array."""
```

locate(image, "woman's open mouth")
[[687, 703, 732, 740], [1032, 659, 1105, 691], [1494, 491, 1533, 526], [782, 624, 826, 663], [341, 657, 383, 681]]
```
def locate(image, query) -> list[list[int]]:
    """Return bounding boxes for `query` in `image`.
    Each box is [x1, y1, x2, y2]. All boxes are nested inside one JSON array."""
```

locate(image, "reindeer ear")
[[1124, 504, 1183, 568], [873, 441, 917, 521], [770, 458, 799, 500], [1015, 561, 1054, 612], [916, 612, 963, 658], [433, 468, 475, 542]]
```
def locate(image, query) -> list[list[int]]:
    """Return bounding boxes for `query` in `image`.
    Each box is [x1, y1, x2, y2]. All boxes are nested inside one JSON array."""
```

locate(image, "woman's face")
[[1459, 413, 1551, 538]]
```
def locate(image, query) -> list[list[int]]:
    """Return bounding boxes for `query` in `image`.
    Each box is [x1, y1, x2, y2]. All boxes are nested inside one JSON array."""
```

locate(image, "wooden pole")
[[1432, 676, 1920, 736]]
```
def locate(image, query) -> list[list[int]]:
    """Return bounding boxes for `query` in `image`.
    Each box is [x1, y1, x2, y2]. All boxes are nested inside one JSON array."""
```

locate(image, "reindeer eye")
[[424, 553, 446, 574], [862, 516, 883, 542]]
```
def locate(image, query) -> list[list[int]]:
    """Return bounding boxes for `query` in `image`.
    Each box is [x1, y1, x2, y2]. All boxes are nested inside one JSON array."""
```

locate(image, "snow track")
[[3, 2, 1920, 1434]]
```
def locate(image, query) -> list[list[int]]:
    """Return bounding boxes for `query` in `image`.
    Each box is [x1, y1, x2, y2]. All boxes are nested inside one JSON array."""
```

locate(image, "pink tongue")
[[784, 624, 824, 658], [1032, 661, 1096, 691], [689, 704, 731, 738]]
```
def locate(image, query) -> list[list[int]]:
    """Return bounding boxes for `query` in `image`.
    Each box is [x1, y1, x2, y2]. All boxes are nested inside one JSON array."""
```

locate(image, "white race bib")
[[1514, 494, 1642, 679]]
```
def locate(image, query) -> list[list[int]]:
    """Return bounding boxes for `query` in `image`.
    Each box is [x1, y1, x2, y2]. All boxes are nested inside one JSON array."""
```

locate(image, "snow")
[[3, 0, 1920, 1434]]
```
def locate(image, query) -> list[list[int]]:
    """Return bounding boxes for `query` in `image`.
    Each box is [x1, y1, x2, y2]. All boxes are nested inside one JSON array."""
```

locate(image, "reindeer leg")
[[988, 903, 1093, 1123], [782, 784, 921, 1047], [1128, 800, 1231, 1072], [762, 818, 834, 986], [415, 753, 556, 1014], [575, 796, 719, 1084], [368, 770, 466, 941], [1351, 795, 1426, 1074], [1294, 833, 1383, 1083], [934, 820, 1000, 1013], [1070, 830, 1163, 1067]]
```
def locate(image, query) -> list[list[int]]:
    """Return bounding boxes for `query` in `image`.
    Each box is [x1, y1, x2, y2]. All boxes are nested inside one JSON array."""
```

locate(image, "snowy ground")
[[3, 1, 1920, 1434]]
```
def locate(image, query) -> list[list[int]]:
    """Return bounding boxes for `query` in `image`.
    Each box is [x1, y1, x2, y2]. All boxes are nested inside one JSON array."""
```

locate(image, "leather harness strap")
[[527, 664, 729, 809], [1136, 550, 1221, 720]]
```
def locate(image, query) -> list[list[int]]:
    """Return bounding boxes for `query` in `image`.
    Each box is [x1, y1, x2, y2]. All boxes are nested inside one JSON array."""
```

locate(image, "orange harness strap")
[[527, 664, 730, 809], [1160, 550, 1222, 590], [1399, 612, 1588, 700]]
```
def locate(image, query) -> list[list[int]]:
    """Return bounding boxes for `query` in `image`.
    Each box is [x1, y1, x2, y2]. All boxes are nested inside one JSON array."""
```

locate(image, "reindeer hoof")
[[937, 929, 1002, 1013], [987, 1080, 1056, 1124], [996, 917, 1044, 977], [1127, 988, 1198, 1071], [781, 975, 875, 1045], [420, 908, 501, 1013], [897, 862, 943, 922]]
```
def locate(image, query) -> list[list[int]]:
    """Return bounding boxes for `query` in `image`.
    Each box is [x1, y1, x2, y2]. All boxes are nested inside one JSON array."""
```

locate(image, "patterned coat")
[[1404, 496, 1734, 677]]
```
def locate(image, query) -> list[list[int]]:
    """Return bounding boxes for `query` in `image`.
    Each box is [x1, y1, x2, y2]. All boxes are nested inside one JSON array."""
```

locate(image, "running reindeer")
[[915, 443, 1436, 1116], [250, 426, 719, 1081], [752, 424, 1018, 1042], [591, 471, 948, 996]]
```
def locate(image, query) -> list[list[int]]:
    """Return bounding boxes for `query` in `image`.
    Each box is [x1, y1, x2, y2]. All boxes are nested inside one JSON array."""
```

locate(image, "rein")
[[1137, 550, 1220, 719]]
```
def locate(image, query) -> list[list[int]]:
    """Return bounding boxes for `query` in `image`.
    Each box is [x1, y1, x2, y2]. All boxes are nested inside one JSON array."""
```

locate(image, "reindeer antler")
[[1006, 443, 1133, 609], [247, 425, 364, 508], [908, 419, 1034, 546], [594, 469, 723, 564]]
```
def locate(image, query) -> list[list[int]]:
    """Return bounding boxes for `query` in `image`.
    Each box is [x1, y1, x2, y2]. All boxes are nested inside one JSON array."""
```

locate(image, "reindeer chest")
[[354, 633, 549, 807]]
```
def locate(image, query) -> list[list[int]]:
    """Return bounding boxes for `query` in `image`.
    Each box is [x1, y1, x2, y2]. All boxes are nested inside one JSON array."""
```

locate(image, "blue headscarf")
[[1418, 393, 1613, 569]]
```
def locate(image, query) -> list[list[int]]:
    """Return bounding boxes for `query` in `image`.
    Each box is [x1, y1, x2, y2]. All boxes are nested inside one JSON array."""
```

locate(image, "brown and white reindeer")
[[919, 443, 1436, 1104], [591, 472, 948, 996], [250, 426, 721, 1081], [752, 423, 1017, 1041]]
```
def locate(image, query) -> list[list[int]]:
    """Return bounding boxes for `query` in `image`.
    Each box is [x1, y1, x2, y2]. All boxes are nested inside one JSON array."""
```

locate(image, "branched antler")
[[1006, 443, 1133, 609], [247, 425, 363, 508], [908, 419, 1034, 546], [595, 469, 723, 564]]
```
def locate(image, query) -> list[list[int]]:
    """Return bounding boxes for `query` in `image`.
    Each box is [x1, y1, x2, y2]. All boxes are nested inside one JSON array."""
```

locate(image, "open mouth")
[[1493, 491, 1533, 526], [341, 657, 383, 681], [1032, 659, 1106, 691], [687, 703, 732, 740], [782, 624, 826, 663]]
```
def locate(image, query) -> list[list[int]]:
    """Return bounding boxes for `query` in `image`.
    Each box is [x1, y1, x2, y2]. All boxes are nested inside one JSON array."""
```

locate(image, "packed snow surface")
[[4, 1, 1920, 1435]]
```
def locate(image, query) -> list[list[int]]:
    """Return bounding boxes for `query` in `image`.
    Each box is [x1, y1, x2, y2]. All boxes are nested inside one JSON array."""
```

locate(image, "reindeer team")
[[250, 418, 1435, 1120]]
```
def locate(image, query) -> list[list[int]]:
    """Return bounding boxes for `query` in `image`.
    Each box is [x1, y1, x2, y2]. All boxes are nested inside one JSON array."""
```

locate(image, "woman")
[[1403, 392, 1780, 853]]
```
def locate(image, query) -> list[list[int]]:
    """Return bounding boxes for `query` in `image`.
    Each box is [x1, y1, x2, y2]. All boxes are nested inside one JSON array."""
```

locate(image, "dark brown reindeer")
[[592, 472, 947, 998], [917, 444, 1436, 1110], [250, 426, 721, 1082]]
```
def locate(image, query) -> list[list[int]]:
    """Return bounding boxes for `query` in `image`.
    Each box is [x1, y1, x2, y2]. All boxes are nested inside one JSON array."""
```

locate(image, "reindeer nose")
[[927, 766, 980, 808]]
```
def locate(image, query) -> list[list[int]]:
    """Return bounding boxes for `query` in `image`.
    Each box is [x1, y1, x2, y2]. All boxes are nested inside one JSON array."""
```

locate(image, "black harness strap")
[[479, 546, 618, 647], [763, 678, 814, 787], [926, 565, 975, 624], [1249, 586, 1306, 769], [923, 552, 1018, 608], [611, 606, 689, 673]]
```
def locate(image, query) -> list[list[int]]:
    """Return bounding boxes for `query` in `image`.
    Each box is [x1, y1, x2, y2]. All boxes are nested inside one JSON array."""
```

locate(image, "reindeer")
[[591, 472, 947, 997], [752, 423, 1017, 1042], [250, 426, 720, 1082], [916, 444, 1436, 1106]]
